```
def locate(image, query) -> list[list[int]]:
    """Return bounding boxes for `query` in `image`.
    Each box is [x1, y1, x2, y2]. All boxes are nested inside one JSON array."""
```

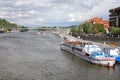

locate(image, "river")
[[0, 31, 120, 80]]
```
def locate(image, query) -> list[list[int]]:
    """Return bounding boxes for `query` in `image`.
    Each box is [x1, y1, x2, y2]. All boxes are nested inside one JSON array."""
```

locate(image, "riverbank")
[[77, 35, 120, 47], [58, 33, 119, 48]]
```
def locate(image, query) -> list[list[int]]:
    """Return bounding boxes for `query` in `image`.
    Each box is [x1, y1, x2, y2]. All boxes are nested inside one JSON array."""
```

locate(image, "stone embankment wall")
[[79, 35, 120, 46]]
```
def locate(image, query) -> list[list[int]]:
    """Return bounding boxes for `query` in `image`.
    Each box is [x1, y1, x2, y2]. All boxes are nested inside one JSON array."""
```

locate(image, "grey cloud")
[[0, 0, 120, 27]]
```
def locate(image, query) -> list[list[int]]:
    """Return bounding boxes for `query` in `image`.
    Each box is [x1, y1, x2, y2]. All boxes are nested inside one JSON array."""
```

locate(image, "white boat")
[[60, 40, 116, 67]]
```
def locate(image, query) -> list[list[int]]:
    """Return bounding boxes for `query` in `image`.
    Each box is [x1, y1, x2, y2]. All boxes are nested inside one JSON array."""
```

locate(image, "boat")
[[103, 47, 120, 63], [60, 40, 116, 67]]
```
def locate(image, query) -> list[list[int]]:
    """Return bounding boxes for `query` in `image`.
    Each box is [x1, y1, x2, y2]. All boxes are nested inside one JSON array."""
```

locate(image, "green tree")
[[77, 24, 83, 33], [93, 23, 106, 34], [81, 21, 93, 34], [70, 28, 79, 33], [70, 21, 107, 35], [111, 27, 120, 35], [20, 26, 29, 32], [0, 18, 18, 29]]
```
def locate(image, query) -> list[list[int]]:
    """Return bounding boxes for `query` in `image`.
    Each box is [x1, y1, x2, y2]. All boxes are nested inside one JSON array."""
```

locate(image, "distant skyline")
[[0, 0, 120, 27]]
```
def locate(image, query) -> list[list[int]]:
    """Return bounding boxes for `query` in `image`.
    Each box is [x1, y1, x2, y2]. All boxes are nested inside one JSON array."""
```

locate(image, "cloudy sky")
[[0, 0, 120, 27]]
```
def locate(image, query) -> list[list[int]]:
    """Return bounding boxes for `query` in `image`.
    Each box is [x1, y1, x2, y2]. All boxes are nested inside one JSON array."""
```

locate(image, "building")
[[109, 7, 120, 27], [89, 17, 110, 33]]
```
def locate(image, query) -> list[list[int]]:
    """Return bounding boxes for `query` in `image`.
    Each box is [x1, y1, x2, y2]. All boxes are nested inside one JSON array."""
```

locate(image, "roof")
[[89, 17, 110, 29]]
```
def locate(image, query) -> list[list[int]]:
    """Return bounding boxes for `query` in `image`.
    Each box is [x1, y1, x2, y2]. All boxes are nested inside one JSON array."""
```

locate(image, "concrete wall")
[[82, 36, 120, 46]]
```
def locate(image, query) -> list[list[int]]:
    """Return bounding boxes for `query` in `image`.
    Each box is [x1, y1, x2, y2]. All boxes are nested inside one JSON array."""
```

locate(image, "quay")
[[58, 33, 111, 47]]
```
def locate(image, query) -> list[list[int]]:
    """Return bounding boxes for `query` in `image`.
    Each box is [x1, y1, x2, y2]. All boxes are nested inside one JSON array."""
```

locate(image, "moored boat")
[[60, 40, 116, 67]]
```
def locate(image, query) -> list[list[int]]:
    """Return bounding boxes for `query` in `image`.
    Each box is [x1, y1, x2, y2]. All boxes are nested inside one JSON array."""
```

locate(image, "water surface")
[[0, 31, 119, 80]]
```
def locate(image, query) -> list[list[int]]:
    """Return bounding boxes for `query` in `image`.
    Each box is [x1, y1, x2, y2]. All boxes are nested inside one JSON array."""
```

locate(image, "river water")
[[0, 31, 120, 80]]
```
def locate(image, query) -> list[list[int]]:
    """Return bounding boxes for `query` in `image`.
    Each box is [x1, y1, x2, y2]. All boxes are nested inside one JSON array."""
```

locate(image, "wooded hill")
[[0, 18, 28, 32]]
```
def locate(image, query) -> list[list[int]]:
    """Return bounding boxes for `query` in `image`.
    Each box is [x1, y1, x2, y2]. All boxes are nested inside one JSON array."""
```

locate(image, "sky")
[[0, 0, 120, 27]]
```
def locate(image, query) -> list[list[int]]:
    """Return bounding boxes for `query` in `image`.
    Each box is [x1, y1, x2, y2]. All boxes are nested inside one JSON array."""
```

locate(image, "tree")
[[93, 23, 106, 34], [77, 24, 84, 34], [110, 27, 120, 36], [0, 18, 27, 32], [70, 28, 79, 33], [70, 21, 107, 35], [81, 21, 93, 34], [20, 26, 29, 32]]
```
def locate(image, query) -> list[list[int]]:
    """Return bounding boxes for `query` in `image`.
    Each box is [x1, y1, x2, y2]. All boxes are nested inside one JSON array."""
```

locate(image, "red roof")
[[89, 17, 110, 29]]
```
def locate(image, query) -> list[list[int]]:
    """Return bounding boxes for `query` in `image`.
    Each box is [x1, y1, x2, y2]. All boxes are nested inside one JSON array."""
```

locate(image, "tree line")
[[0, 18, 29, 32], [70, 21, 120, 37]]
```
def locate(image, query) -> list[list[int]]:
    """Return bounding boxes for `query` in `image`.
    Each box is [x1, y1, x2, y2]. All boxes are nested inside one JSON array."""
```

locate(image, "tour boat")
[[60, 40, 116, 67]]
